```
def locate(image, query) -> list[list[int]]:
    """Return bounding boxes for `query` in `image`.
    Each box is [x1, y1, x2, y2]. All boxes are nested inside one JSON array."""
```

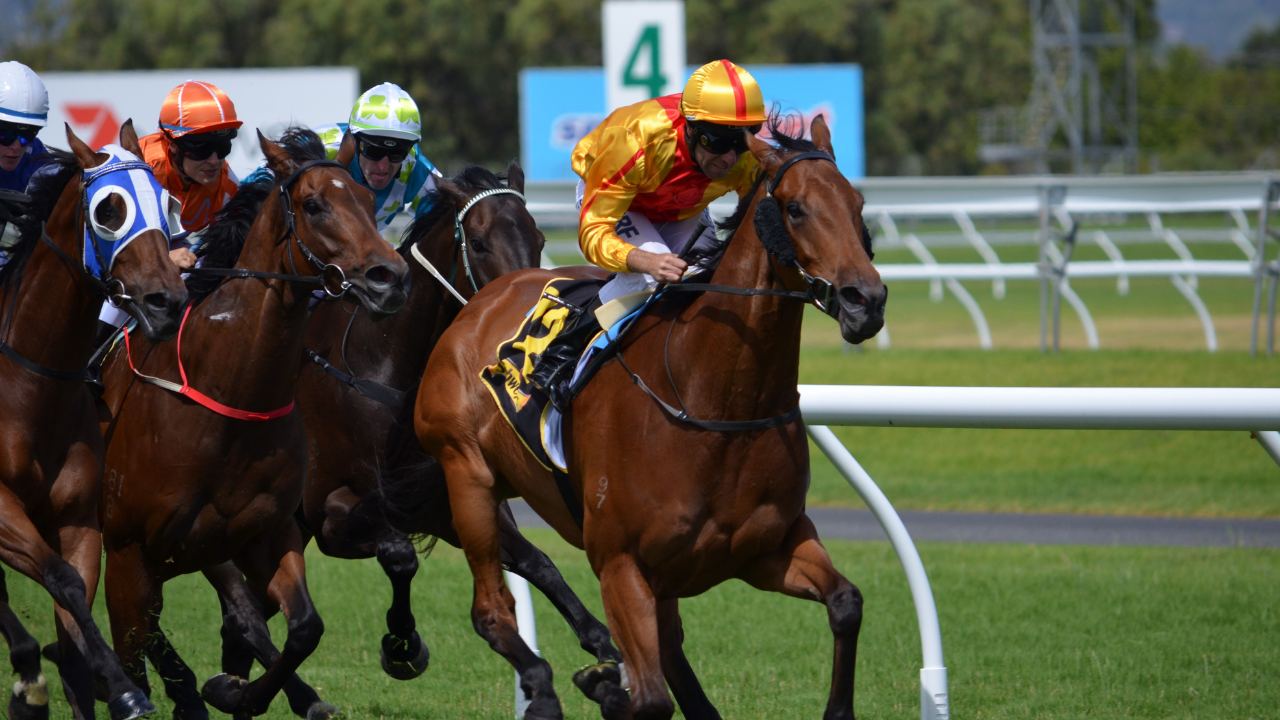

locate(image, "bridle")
[[409, 186, 526, 305], [186, 159, 353, 298]]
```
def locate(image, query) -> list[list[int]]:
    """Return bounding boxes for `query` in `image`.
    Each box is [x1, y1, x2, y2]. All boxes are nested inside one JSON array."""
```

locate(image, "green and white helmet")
[[348, 82, 421, 142]]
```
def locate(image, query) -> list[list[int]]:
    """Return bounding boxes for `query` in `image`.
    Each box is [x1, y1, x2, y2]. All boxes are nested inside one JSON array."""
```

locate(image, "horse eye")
[[303, 198, 322, 216], [471, 236, 487, 253], [786, 201, 803, 219]]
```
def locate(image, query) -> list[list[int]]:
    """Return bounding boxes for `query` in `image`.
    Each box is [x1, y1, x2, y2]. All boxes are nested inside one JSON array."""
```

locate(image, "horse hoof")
[[9, 675, 50, 720], [379, 633, 429, 680], [523, 696, 564, 720], [572, 661, 621, 699], [200, 673, 249, 715], [39, 643, 59, 665], [306, 701, 343, 720], [107, 690, 157, 720]]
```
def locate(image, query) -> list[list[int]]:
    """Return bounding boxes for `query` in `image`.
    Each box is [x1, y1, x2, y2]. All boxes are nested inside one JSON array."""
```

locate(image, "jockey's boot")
[[85, 321, 117, 399], [530, 317, 601, 409]]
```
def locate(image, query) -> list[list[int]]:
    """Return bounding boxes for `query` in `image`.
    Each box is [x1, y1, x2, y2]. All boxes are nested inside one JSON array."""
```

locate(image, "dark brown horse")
[[98, 128, 409, 720], [0, 122, 187, 720], [412, 116, 885, 720], [203, 161, 620, 716]]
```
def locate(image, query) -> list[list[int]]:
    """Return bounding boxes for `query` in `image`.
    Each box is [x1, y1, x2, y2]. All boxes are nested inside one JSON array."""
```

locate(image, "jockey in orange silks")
[[572, 59, 766, 305]]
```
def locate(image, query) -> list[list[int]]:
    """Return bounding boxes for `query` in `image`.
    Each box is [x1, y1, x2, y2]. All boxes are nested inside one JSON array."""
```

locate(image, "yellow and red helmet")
[[158, 81, 242, 139], [680, 60, 766, 127]]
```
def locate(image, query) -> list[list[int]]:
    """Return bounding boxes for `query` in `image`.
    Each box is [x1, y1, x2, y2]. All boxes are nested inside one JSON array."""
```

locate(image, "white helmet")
[[0, 62, 49, 128], [348, 82, 421, 142]]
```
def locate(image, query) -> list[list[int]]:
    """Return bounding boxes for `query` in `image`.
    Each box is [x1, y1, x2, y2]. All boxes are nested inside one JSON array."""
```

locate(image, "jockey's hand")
[[169, 248, 197, 269], [626, 249, 687, 283]]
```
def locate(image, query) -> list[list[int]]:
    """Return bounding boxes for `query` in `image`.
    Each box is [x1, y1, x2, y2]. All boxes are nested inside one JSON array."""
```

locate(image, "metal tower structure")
[[980, 0, 1138, 174]]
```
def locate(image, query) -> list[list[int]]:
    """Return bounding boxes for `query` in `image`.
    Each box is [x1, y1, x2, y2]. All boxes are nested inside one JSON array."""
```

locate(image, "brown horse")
[[98, 128, 409, 720], [412, 116, 885, 720], [202, 161, 620, 716], [0, 122, 187, 720]]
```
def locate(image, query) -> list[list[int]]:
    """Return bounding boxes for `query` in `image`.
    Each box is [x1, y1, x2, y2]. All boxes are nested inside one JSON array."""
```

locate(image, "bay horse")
[[0, 122, 187, 720], [204, 161, 619, 716], [412, 116, 885, 720], [97, 128, 409, 720]]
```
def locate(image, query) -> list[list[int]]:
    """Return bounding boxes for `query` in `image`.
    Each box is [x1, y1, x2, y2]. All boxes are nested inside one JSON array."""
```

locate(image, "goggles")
[[0, 123, 40, 147], [175, 129, 237, 161], [357, 135, 414, 164], [693, 122, 761, 156]]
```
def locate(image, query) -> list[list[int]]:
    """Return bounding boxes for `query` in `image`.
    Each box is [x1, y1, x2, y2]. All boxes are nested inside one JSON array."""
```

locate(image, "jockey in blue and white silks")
[[312, 83, 442, 236]]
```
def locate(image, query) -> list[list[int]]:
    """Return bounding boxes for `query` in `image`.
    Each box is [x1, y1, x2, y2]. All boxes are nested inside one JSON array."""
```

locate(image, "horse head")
[[66, 120, 189, 341], [411, 160, 544, 296], [259, 130, 410, 316], [744, 115, 886, 343]]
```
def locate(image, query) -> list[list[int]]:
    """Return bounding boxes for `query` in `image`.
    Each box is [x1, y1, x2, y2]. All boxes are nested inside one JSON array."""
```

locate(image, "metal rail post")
[[1251, 180, 1280, 355], [1039, 185, 1067, 353], [808, 426, 949, 720], [506, 572, 539, 719]]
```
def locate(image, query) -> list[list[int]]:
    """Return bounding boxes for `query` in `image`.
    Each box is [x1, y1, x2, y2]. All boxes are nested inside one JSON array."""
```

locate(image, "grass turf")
[[3, 532, 1277, 719]]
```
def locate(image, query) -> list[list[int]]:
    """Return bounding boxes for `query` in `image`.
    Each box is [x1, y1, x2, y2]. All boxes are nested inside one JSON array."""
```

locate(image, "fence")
[[507, 384, 1280, 720], [525, 173, 1280, 355]]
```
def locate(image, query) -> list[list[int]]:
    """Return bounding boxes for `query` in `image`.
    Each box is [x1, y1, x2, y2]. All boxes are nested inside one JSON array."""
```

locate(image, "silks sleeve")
[[577, 126, 647, 273]]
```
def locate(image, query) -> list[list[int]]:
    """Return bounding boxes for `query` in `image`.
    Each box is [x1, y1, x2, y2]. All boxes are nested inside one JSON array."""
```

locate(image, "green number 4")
[[623, 25, 667, 98]]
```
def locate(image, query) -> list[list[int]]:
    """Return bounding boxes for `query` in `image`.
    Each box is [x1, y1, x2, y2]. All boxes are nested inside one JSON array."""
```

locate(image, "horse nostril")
[[365, 264, 397, 288], [143, 292, 170, 311], [838, 286, 868, 309]]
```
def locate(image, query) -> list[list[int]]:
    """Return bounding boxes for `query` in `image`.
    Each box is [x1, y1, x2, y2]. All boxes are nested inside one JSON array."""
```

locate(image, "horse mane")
[[1, 149, 82, 288], [397, 164, 509, 258], [186, 127, 327, 303]]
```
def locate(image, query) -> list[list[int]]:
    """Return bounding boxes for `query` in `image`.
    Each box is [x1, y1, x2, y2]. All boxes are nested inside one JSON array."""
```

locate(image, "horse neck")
[[671, 195, 805, 415], [182, 195, 313, 407], [1, 182, 101, 372]]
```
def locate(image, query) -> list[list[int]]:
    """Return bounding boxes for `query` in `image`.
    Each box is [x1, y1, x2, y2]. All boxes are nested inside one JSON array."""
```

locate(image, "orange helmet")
[[158, 81, 242, 139], [680, 60, 766, 127]]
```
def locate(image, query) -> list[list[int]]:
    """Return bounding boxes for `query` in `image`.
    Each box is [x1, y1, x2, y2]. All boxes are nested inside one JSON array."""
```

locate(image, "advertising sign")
[[36, 67, 359, 179], [603, 0, 686, 112], [520, 64, 864, 182]]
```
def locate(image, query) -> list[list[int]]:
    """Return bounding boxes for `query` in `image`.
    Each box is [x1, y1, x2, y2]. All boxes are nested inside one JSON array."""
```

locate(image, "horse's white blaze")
[[14, 674, 49, 705], [332, 179, 346, 189]]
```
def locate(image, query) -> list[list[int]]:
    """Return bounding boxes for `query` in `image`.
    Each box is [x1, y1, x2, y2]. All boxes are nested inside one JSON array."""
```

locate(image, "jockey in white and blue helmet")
[[0, 62, 50, 264], [312, 83, 442, 237]]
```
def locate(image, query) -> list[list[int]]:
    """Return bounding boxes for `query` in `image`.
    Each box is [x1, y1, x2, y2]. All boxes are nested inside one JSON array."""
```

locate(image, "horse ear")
[[335, 131, 356, 167], [259, 130, 296, 177], [744, 130, 782, 176], [505, 159, 524, 194], [118, 119, 143, 158], [66, 123, 108, 169], [810, 114, 835, 158], [434, 176, 471, 209]]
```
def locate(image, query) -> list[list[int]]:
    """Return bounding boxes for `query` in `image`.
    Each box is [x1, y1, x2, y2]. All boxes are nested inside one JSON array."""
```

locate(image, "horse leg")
[[737, 513, 862, 720], [496, 501, 621, 664], [0, 487, 153, 720], [444, 452, 561, 719], [374, 532, 431, 680], [0, 568, 49, 720], [655, 600, 721, 720], [141, 616, 209, 720], [201, 524, 324, 718], [577, 553, 670, 720], [202, 562, 337, 720]]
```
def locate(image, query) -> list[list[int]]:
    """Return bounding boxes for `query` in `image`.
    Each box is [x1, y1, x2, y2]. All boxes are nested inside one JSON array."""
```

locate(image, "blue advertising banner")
[[519, 64, 863, 182]]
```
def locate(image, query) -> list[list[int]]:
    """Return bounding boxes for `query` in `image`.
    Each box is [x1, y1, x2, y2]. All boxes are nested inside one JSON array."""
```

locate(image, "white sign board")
[[35, 67, 359, 179], [603, 0, 686, 112]]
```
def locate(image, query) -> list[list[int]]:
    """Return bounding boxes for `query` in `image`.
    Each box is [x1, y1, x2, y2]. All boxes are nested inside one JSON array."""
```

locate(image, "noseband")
[[409, 186, 526, 305]]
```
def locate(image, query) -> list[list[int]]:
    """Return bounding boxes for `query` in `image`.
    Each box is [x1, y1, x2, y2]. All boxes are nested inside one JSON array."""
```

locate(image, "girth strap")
[[0, 340, 87, 381], [552, 466, 585, 529]]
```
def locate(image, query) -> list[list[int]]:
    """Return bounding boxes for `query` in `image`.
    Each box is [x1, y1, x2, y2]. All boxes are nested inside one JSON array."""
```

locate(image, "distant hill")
[[1158, 0, 1280, 59]]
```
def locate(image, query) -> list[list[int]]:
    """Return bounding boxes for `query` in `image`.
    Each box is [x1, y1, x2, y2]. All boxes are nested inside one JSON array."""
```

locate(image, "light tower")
[[980, 0, 1138, 174]]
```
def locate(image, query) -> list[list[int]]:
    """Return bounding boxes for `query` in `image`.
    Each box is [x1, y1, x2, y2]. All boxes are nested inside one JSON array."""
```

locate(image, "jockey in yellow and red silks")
[[572, 60, 766, 305]]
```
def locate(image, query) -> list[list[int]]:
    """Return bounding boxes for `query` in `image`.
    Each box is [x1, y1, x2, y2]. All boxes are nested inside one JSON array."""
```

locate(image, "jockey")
[[138, 80, 242, 264], [313, 82, 442, 235], [0, 62, 49, 194], [572, 59, 765, 306]]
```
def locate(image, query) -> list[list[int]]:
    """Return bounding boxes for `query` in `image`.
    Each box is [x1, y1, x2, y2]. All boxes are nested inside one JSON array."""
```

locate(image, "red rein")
[[122, 305, 295, 421]]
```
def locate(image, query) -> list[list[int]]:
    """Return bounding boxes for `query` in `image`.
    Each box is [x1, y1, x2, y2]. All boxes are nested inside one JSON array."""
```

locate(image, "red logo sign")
[[64, 103, 122, 151]]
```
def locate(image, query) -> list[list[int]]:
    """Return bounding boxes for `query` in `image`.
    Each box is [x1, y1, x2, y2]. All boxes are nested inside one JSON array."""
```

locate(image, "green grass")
[[5, 533, 1277, 719]]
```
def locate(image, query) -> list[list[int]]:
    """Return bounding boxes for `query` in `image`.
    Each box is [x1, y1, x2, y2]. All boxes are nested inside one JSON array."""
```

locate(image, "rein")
[[614, 150, 837, 432], [310, 185, 527, 409]]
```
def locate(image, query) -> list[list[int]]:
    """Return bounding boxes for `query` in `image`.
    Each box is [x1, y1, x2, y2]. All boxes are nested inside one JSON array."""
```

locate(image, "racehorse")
[[412, 115, 886, 720], [0, 122, 187, 720], [200, 161, 620, 716], [97, 128, 409, 720]]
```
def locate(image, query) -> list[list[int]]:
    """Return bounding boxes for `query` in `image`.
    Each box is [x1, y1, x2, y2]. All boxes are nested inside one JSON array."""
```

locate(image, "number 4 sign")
[[603, 0, 686, 112]]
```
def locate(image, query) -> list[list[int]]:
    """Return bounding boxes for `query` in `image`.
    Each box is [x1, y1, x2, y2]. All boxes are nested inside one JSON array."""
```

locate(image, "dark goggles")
[[694, 122, 762, 155], [0, 123, 40, 147], [176, 129, 237, 161], [357, 135, 414, 164]]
